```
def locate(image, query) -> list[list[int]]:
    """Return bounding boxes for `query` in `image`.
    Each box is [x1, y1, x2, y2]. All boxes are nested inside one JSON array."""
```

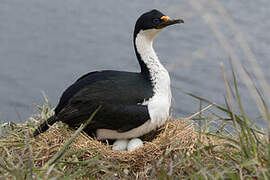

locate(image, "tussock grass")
[[1, 1, 270, 176], [1, 66, 269, 179]]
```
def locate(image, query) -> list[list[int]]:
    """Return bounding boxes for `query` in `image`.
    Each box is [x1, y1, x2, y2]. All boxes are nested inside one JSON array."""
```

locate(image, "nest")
[[32, 118, 202, 170], [1, 114, 234, 179]]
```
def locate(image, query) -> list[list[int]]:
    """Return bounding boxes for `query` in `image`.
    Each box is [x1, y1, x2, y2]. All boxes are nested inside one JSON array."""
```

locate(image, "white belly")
[[97, 119, 160, 140], [96, 93, 171, 140]]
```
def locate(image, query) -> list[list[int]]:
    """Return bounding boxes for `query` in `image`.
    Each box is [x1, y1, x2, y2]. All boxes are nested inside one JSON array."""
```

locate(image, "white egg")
[[127, 138, 143, 152], [112, 139, 129, 151]]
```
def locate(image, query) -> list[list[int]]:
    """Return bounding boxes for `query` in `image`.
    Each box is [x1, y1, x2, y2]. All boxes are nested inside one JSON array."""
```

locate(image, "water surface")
[[0, 0, 269, 128]]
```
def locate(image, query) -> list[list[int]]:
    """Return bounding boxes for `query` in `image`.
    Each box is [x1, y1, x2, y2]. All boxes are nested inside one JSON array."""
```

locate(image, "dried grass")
[[1, 105, 244, 180], [1, 116, 230, 174], [33, 119, 194, 170]]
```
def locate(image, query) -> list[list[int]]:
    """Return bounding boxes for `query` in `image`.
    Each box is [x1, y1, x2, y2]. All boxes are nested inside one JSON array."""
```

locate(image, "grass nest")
[[33, 118, 197, 170], [1, 114, 232, 178]]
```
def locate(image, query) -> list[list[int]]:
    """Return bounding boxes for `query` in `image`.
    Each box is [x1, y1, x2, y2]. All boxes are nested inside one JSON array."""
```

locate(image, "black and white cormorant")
[[33, 9, 184, 151]]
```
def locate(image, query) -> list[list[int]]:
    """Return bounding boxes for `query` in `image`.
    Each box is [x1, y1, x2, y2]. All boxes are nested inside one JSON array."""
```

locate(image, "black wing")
[[54, 70, 153, 133]]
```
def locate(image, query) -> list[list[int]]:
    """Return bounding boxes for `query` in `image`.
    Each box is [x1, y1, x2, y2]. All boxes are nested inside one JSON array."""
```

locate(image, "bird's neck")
[[134, 29, 167, 78], [134, 29, 170, 95]]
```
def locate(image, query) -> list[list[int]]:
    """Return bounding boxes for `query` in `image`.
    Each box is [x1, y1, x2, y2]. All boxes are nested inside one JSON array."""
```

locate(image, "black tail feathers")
[[33, 115, 57, 137]]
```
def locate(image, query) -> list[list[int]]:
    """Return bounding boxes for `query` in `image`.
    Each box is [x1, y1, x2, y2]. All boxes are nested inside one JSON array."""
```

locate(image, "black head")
[[134, 9, 184, 36]]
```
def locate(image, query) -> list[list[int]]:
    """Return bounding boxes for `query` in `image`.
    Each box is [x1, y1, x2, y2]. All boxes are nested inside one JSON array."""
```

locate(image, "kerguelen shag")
[[34, 9, 184, 151]]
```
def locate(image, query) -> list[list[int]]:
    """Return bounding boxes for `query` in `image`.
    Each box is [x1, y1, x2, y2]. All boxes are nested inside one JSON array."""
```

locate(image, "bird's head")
[[134, 9, 184, 40]]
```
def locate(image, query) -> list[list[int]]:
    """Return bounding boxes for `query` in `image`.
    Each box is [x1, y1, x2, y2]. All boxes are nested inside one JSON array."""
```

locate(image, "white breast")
[[136, 29, 172, 125], [96, 29, 172, 140]]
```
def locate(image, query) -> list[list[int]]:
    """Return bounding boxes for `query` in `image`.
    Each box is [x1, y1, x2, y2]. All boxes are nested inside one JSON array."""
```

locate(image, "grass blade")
[[43, 106, 101, 169]]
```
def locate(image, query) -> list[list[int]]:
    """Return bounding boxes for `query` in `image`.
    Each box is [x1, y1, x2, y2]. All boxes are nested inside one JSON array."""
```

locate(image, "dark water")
[[0, 0, 269, 129]]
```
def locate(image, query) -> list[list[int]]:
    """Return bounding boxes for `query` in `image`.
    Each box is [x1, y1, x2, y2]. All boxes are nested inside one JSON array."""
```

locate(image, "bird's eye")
[[152, 18, 160, 25]]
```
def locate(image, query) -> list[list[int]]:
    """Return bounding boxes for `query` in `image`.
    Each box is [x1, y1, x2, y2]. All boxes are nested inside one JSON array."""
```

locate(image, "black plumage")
[[33, 9, 184, 138], [34, 71, 153, 136]]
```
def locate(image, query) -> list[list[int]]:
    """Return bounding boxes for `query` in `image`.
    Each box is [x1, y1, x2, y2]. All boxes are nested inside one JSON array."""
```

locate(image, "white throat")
[[95, 29, 173, 140], [135, 29, 172, 125]]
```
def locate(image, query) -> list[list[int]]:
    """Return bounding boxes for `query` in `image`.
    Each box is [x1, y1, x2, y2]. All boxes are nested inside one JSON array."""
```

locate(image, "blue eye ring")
[[152, 18, 161, 25]]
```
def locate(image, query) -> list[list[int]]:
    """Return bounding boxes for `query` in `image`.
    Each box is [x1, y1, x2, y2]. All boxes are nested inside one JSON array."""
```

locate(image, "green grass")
[[0, 63, 269, 179], [1, 1, 268, 179]]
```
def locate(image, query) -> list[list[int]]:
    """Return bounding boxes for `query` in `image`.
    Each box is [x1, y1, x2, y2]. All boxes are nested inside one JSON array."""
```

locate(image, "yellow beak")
[[160, 16, 171, 22]]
